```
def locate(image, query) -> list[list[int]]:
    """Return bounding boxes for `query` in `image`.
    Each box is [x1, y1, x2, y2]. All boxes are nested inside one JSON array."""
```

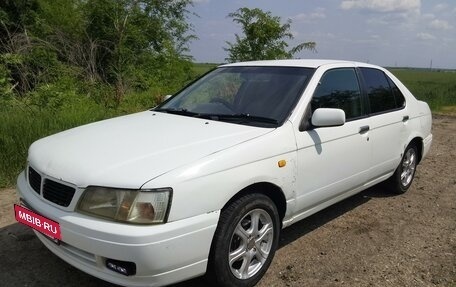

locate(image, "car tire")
[[206, 193, 280, 287], [388, 144, 418, 194]]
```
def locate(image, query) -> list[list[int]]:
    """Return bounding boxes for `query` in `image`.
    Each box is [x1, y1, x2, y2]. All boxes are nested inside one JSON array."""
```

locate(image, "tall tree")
[[81, 0, 195, 101], [225, 7, 316, 62]]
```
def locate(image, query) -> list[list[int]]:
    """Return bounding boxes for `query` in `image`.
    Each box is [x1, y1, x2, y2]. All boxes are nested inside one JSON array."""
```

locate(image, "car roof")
[[220, 59, 381, 69]]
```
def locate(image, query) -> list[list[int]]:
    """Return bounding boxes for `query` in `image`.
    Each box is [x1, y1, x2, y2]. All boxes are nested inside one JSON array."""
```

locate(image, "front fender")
[[143, 123, 298, 222]]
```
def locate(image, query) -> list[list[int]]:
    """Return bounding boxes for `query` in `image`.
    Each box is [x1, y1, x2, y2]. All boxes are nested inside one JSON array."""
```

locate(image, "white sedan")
[[15, 60, 432, 287]]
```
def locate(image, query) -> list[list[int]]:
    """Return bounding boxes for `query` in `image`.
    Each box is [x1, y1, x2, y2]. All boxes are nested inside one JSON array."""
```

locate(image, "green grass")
[[0, 103, 112, 187], [1, 67, 455, 188], [389, 69, 456, 112], [192, 62, 219, 76], [0, 89, 160, 188]]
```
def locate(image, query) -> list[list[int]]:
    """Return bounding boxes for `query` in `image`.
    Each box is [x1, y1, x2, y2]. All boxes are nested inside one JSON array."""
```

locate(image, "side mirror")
[[311, 108, 345, 127]]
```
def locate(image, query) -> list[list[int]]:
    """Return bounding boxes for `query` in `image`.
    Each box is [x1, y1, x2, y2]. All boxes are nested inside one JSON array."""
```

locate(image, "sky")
[[187, 0, 456, 69]]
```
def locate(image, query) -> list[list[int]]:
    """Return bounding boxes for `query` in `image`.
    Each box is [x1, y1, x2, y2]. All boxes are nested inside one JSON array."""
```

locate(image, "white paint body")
[[17, 60, 433, 286]]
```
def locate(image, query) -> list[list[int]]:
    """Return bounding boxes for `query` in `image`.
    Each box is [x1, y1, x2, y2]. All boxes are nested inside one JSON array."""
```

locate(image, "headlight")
[[77, 187, 172, 224]]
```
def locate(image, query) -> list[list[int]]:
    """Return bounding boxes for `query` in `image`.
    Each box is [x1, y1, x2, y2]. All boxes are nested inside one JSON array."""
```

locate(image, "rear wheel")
[[207, 193, 280, 287], [388, 144, 418, 194]]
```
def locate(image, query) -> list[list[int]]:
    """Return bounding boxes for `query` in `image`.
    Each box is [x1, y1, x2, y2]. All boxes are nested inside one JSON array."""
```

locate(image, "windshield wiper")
[[155, 109, 278, 126], [154, 108, 220, 121], [154, 108, 200, 117], [215, 114, 278, 125]]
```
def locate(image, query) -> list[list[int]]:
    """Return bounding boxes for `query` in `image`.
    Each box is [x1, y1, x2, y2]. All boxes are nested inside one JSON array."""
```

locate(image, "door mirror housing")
[[311, 108, 346, 127]]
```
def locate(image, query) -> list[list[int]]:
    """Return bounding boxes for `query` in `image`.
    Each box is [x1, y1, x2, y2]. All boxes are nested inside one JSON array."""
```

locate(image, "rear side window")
[[311, 68, 362, 120], [387, 77, 406, 108], [360, 68, 404, 114]]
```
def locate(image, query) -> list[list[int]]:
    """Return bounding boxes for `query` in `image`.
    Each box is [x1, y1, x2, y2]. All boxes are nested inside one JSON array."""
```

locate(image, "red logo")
[[14, 204, 62, 240]]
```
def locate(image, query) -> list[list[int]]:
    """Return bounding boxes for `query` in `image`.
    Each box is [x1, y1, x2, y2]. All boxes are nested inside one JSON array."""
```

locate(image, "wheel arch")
[[408, 136, 423, 164], [222, 182, 287, 224], [206, 182, 285, 285]]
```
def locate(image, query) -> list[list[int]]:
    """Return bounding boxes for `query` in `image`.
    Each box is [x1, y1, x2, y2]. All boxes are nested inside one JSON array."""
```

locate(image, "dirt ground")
[[0, 115, 455, 287]]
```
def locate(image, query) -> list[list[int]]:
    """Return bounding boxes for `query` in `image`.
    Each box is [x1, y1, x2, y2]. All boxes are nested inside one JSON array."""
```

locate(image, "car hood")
[[28, 111, 273, 188]]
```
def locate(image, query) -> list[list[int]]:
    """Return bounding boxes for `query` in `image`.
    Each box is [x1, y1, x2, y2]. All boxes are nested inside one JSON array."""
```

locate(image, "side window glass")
[[311, 68, 362, 120], [360, 68, 396, 113], [387, 76, 406, 108]]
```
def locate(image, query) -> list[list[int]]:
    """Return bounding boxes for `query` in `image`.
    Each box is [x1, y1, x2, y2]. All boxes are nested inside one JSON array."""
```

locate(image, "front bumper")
[[17, 172, 219, 286]]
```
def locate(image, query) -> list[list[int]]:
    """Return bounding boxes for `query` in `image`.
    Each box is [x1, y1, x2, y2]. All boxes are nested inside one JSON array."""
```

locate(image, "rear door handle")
[[359, 125, 370, 133], [402, 115, 409, 122]]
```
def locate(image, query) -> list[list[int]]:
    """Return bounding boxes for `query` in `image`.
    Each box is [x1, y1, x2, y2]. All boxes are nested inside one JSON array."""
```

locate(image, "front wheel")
[[388, 144, 418, 194], [207, 193, 280, 287]]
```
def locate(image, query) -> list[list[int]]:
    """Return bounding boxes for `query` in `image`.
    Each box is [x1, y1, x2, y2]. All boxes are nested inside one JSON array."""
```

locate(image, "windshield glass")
[[156, 66, 315, 127]]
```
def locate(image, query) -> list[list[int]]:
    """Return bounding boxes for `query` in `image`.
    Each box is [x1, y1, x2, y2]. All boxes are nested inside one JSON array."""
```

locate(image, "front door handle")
[[403, 115, 409, 122], [359, 125, 370, 134]]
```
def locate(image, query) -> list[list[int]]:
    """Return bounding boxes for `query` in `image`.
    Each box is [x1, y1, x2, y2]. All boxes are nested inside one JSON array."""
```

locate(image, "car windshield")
[[155, 66, 315, 127]]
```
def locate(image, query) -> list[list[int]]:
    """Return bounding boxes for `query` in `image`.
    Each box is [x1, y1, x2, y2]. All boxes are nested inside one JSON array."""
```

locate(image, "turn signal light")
[[278, 160, 286, 168]]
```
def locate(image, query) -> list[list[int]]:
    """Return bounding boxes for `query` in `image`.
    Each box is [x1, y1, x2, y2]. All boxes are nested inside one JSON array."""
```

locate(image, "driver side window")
[[311, 68, 363, 120]]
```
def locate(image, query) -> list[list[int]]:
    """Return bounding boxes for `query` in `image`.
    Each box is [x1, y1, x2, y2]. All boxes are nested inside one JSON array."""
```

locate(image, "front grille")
[[28, 167, 42, 194], [43, 179, 76, 207]]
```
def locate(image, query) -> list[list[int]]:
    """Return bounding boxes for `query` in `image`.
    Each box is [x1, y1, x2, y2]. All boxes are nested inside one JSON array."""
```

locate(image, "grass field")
[[389, 69, 456, 113], [192, 62, 219, 75], [0, 65, 455, 188]]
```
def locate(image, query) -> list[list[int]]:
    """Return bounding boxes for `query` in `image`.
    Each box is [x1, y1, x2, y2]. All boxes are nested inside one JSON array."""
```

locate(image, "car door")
[[358, 67, 409, 182], [293, 67, 371, 215]]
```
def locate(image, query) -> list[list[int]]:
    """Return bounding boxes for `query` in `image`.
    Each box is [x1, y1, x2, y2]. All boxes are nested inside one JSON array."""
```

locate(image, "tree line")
[[1, 0, 195, 105], [1, 1, 315, 108]]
